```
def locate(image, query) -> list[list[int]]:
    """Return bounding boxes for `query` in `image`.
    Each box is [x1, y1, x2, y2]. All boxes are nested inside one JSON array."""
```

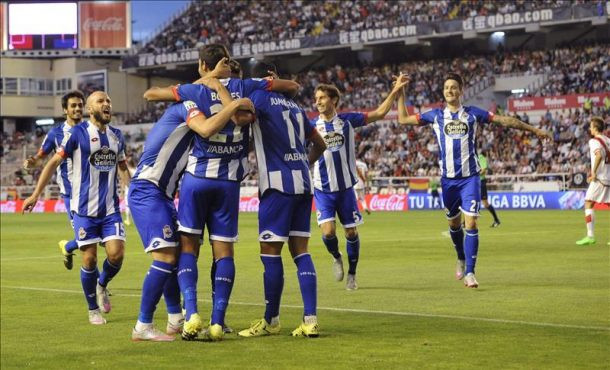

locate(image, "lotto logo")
[[261, 233, 272, 240]]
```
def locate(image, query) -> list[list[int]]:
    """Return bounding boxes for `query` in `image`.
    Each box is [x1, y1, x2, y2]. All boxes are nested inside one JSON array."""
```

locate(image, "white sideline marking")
[[3, 285, 609, 332]]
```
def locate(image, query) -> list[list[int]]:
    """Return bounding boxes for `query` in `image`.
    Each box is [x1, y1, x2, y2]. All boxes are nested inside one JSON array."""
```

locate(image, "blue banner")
[[407, 191, 587, 210]]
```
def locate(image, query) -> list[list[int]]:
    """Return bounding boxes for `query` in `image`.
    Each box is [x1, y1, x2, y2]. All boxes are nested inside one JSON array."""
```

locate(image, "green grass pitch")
[[1, 210, 608, 369]]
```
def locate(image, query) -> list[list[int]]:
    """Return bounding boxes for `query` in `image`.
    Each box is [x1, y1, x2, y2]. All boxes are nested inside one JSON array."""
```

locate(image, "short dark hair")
[[229, 59, 242, 78], [445, 72, 464, 90], [61, 90, 85, 109], [590, 116, 605, 132], [249, 61, 277, 79], [315, 84, 341, 107], [198, 43, 230, 70]]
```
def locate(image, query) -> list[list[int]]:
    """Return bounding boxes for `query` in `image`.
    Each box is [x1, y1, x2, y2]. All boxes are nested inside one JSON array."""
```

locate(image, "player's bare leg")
[[206, 240, 235, 341], [576, 200, 596, 245], [80, 244, 106, 324], [177, 233, 203, 339], [320, 221, 344, 281], [288, 236, 319, 337]]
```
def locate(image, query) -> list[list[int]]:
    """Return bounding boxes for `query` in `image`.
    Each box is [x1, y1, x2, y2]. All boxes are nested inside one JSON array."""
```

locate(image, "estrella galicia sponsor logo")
[[89, 146, 117, 171], [323, 132, 345, 152], [443, 120, 469, 138]]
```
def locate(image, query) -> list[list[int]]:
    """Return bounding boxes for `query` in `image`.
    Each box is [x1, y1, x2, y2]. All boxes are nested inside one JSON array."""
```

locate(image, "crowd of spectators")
[[141, 0, 578, 55]]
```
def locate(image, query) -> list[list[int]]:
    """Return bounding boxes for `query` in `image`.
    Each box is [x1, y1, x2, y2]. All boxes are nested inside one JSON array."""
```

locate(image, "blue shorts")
[[177, 173, 240, 242], [259, 190, 312, 242], [314, 188, 363, 227], [129, 180, 179, 253], [441, 175, 481, 219], [72, 212, 125, 248]]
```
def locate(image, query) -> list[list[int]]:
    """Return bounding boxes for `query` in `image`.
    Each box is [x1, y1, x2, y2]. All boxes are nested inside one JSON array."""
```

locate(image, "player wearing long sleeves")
[[397, 72, 551, 288], [23, 90, 85, 270]]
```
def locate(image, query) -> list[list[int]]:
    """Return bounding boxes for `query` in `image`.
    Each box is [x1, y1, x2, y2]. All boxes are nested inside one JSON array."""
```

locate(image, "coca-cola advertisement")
[[79, 1, 130, 49], [366, 194, 408, 211], [507, 92, 609, 112]]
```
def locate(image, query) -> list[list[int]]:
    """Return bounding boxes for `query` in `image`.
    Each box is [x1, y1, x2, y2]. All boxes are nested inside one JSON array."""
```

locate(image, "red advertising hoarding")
[[508, 93, 609, 112], [79, 1, 130, 49]]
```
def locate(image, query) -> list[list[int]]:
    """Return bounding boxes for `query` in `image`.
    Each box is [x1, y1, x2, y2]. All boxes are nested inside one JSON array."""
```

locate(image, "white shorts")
[[585, 181, 610, 204]]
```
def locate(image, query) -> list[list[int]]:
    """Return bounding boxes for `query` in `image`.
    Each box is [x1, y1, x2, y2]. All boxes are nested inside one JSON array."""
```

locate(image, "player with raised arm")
[[397, 72, 552, 287], [130, 71, 252, 341], [354, 159, 371, 215], [23, 90, 85, 270], [312, 78, 408, 290], [22, 91, 131, 324], [237, 62, 327, 338], [143, 43, 292, 341], [576, 117, 610, 246]]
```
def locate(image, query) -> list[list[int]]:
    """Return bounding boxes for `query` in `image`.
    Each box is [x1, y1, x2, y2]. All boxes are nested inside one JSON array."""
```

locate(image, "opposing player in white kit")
[[576, 117, 610, 246], [354, 159, 370, 215]]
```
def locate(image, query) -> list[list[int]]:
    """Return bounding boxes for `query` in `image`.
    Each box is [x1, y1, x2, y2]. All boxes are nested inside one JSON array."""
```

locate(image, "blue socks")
[[346, 236, 360, 275], [80, 267, 98, 310], [98, 258, 121, 287], [261, 255, 284, 323], [464, 229, 479, 274], [294, 253, 317, 317], [163, 267, 182, 314], [211, 257, 235, 326], [322, 235, 341, 259], [177, 252, 198, 320], [65, 240, 78, 254], [138, 260, 174, 323], [449, 226, 466, 261]]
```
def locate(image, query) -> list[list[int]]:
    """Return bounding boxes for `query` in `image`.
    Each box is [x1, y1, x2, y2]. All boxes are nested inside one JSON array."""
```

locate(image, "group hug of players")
[[22, 43, 609, 342]]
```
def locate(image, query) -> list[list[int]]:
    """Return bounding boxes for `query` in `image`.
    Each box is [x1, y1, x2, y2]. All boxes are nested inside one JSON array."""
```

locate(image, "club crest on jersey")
[[323, 132, 345, 152], [163, 225, 173, 238], [444, 120, 469, 138], [78, 227, 87, 240], [89, 146, 117, 171]]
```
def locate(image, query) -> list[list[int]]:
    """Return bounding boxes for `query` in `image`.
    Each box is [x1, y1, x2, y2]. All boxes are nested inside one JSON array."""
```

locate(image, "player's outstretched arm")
[[492, 115, 553, 139], [23, 152, 46, 170], [307, 129, 327, 165], [396, 87, 419, 125], [188, 98, 254, 138], [268, 78, 301, 98], [589, 150, 603, 183], [366, 72, 410, 124], [143, 86, 177, 101], [22, 153, 64, 213]]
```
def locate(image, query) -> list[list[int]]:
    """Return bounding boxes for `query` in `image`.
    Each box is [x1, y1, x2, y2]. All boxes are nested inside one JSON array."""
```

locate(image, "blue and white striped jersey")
[[59, 121, 126, 217], [173, 78, 270, 182], [38, 121, 83, 196], [133, 101, 199, 199], [250, 90, 315, 195], [417, 106, 493, 179], [312, 112, 367, 192]]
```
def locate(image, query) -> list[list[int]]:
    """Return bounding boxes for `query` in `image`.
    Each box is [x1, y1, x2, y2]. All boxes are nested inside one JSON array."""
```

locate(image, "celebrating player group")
[[25, 41, 610, 343]]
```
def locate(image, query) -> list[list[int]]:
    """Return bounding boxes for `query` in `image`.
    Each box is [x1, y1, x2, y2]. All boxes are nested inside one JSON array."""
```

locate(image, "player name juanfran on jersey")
[[250, 89, 314, 195], [417, 106, 494, 179], [133, 101, 198, 199], [38, 121, 83, 196], [58, 121, 126, 217], [312, 112, 367, 192]]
